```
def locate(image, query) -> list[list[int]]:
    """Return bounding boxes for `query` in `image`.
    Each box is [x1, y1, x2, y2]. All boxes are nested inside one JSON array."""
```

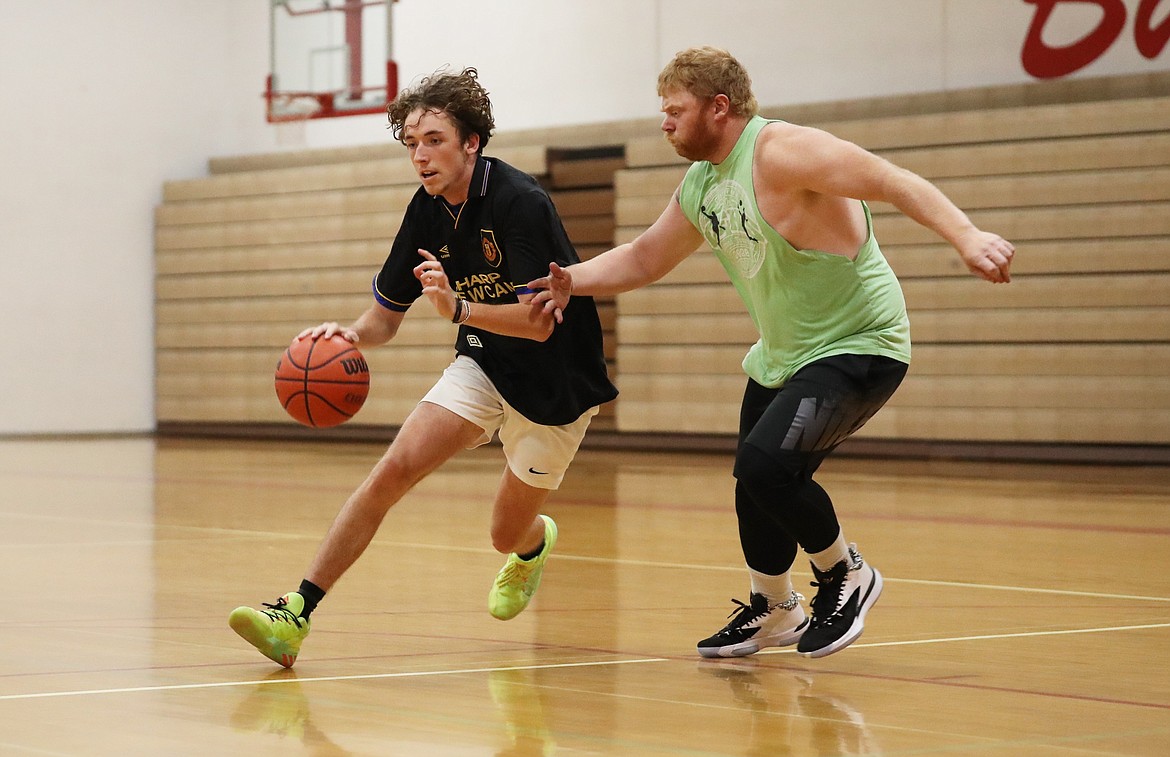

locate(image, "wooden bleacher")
[[155, 73, 1170, 459], [155, 141, 623, 431]]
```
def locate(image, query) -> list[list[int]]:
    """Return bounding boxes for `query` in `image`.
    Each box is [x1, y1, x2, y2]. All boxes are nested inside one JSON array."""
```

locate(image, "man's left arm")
[[414, 249, 554, 341], [762, 125, 1015, 283]]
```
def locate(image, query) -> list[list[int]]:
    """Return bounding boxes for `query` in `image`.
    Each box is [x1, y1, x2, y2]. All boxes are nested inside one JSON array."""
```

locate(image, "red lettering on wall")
[[1135, 0, 1170, 58], [1021, 0, 1128, 79], [1022, 0, 1170, 78]]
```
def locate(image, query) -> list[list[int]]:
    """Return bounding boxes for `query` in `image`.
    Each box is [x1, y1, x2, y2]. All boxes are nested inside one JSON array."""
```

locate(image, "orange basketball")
[[275, 335, 370, 428]]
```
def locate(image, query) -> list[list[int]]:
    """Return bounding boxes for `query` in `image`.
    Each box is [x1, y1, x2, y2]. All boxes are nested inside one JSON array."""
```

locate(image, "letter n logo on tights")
[[783, 397, 846, 452], [782, 395, 880, 452]]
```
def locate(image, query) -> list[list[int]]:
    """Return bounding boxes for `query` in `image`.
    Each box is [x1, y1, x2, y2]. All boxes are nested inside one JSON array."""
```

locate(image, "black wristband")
[[451, 298, 468, 324]]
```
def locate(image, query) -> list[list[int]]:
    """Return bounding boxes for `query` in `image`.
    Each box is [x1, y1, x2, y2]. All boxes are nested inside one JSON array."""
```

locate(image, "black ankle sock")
[[517, 540, 545, 561], [297, 579, 326, 618]]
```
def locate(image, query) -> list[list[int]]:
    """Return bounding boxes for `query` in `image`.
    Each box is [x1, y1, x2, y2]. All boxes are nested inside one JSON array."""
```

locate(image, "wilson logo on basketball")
[[341, 357, 369, 376]]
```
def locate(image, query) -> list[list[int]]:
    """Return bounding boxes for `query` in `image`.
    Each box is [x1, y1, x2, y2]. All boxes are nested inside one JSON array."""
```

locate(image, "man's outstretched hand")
[[527, 262, 573, 324]]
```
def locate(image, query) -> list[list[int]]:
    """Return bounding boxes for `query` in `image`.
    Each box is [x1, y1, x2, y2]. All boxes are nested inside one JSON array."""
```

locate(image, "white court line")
[[759, 621, 1170, 655], [553, 553, 1170, 603], [3, 621, 1169, 703], [372, 542, 1170, 604], [5, 520, 1164, 605], [0, 657, 665, 702], [883, 576, 1170, 603]]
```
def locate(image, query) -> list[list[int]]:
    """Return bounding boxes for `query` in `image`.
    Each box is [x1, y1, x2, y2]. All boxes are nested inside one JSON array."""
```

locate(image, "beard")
[[666, 126, 719, 162]]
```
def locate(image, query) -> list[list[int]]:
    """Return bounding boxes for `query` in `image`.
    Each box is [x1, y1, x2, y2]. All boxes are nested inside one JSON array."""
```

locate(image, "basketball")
[[274, 335, 370, 428]]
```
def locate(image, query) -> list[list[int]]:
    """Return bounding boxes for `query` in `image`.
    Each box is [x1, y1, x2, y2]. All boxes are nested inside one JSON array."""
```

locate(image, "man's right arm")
[[299, 302, 405, 346], [529, 190, 704, 315]]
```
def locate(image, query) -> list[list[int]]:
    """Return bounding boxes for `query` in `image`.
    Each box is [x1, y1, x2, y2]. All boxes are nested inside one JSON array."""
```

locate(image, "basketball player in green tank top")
[[530, 46, 1014, 659]]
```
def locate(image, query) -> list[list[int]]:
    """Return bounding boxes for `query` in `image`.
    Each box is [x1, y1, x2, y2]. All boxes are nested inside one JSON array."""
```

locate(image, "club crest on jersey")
[[480, 230, 502, 268]]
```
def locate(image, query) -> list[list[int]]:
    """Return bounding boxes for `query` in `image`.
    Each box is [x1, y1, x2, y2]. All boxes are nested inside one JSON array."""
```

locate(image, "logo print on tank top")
[[699, 180, 765, 278]]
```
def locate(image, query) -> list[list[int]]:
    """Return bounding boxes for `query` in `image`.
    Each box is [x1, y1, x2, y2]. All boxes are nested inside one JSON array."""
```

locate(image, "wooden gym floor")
[[1, 435, 1168, 755]]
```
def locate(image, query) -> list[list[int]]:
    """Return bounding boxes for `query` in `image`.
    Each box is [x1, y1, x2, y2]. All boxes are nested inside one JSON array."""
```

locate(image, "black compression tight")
[[731, 354, 907, 575]]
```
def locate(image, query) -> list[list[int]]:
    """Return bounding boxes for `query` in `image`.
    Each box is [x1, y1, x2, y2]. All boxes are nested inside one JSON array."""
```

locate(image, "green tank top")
[[677, 115, 911, 388]]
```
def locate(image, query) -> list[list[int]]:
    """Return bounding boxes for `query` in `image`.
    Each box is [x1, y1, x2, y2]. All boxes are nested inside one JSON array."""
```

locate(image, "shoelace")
[[261, 599, 304, 628], [808, 567, 848, 628], [497, 559, 535, 589], [719, 598, 768, 632], [718, 592, 804, 635]]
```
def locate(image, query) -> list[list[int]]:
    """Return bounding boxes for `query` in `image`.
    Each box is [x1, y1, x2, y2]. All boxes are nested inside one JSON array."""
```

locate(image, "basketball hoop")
[[265, 0, 398, 124]]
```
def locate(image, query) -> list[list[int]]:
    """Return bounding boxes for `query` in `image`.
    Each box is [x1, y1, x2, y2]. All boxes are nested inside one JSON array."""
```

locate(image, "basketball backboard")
[[266, 0, 398, 122]]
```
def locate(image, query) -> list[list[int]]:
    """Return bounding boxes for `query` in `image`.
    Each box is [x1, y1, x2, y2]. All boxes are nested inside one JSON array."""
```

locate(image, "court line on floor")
[[2, 620, 1168, 702], [758, 621, 1170, 653], [554, 552, 1170, 603], [3, 529, 1163, 605], [0, 657, 663, 701], [10, 527, 1152, 604], [371, 543, 1170, 604]]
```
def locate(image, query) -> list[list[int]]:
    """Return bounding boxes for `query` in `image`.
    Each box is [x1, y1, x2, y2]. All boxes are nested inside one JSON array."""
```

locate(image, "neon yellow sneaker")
[[488, 515, 558, 621], [229, 592, 310, 668]]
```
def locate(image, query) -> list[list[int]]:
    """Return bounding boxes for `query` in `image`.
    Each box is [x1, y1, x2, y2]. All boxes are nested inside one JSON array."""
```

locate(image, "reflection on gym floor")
[[1, 437, 1168, 754]]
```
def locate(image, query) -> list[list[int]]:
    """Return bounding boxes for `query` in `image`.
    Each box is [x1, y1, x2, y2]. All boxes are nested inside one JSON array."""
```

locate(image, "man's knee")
[[734, 443, 806, 495]]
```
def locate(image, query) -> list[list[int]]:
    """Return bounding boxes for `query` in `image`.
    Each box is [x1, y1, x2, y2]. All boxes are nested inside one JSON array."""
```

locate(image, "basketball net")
[[267, 92, 326, 123]]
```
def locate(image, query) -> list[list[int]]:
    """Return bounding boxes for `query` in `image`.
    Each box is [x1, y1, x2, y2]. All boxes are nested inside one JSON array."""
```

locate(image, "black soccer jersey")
[[373, 156, 617, 426]]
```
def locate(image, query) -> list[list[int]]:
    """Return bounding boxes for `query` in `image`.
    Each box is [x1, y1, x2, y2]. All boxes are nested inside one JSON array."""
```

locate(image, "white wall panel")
[[1, 0, 1166, 433]]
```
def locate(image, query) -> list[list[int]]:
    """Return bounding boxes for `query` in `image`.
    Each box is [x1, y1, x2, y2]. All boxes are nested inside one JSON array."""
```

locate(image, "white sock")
[[808, 531, 850, 572], [749, 568, 795, 604]]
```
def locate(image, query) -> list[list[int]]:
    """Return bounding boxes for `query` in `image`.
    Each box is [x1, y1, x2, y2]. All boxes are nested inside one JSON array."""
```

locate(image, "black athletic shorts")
[[738, 354, 909, 463]]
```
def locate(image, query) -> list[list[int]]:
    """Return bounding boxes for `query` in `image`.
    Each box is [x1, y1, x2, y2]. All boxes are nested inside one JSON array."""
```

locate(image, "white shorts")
[[420, 355, 597, 490]]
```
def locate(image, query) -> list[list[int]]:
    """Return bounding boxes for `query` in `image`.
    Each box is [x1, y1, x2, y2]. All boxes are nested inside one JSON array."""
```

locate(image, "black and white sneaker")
[[797, 544, 883, 658], [697, 591, 808, 658]]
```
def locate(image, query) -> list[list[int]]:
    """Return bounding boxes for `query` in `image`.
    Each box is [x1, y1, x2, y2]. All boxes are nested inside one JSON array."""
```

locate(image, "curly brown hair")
[[657, 47, 758, 118], [387, 67, 496, 151]]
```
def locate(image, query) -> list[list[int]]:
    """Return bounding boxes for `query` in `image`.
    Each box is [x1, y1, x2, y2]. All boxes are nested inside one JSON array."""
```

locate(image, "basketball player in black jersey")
[[228, 68, 617, 668]]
